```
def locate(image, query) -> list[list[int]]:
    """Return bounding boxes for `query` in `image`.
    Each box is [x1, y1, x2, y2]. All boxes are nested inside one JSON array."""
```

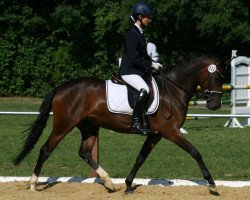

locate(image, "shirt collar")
[[134, 23, 143, 34]]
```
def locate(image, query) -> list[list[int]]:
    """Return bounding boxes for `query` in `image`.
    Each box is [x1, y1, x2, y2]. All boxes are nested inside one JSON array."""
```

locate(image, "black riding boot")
[[131, 89, 150, 135]]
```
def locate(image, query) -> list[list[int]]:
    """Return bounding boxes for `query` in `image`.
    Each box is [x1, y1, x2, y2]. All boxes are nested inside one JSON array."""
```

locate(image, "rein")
[[159, 70, 194, 96], [158, 66, 223, 98], [157, 70, 194, 120], [156, 61, 223, 120]]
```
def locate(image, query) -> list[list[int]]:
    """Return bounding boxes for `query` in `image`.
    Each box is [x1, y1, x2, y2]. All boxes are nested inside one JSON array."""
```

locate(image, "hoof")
[[208, 185, 220, 196], [124, 188, 134, 195], [29, 184, 36, 191], [107, 188, 116, 193], [104, 181, 116, 192], [29, 187, 36, 191]]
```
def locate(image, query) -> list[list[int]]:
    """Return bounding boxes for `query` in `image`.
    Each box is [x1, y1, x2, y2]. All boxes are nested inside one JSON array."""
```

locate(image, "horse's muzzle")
[[206, 99, 221, 111]]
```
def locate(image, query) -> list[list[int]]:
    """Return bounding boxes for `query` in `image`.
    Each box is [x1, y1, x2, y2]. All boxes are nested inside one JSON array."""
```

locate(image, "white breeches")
[[121, 74, 149, 94]]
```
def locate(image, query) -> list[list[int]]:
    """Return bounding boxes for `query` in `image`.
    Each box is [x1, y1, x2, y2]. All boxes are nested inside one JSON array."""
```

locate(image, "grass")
[[0, 98, 249, 181]]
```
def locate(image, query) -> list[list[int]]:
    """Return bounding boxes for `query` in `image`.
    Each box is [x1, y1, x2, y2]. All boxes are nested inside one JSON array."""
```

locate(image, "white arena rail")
[[1, 111, 250, 118], [0, 111, 53, 115]]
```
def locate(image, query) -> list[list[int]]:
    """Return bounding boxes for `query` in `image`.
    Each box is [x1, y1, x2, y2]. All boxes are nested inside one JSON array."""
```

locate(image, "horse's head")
[[197, 57, 225, 111]]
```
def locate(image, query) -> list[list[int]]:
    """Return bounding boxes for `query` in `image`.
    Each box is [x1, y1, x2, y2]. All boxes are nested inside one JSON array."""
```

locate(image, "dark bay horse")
[[14, 55, 225, 195]]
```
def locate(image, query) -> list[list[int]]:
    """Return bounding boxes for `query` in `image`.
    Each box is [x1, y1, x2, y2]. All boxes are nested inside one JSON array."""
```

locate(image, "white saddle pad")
[[106, 78, 159, 115]]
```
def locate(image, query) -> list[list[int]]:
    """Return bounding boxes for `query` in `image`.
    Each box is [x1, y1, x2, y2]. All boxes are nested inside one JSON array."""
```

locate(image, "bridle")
[[159, 64, 223, 98], [200, 64, 223, 99], [158, 63, 223, 118]]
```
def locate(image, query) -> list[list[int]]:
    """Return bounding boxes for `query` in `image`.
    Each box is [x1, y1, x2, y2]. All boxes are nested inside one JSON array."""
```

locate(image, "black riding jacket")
[[119, 25, 152, 80]]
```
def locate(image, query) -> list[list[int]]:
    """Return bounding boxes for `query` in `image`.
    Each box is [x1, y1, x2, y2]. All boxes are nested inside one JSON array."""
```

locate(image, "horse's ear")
[[220, 56, 231, 69], [175, 55, 189, 65], [218, 57, 231, 83], [224, 59, 231, 69]]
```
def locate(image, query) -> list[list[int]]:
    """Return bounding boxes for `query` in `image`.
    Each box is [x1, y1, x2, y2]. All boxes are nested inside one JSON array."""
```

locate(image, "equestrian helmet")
[[132, 2, 154, 18]]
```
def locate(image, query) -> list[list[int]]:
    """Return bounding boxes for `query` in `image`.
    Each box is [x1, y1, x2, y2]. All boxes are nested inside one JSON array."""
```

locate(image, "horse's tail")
[[13, 88, 57, 166]]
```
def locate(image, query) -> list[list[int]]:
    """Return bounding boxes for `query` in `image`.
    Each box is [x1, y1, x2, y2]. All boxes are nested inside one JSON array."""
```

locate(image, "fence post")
[[224, 50, 250, 127], [247, 63, 250, 125]]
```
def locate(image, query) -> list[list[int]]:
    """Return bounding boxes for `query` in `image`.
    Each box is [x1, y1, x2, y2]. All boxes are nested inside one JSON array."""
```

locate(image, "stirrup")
[[143, 115, 151, 133], [131, 126, 148, 135], [130, 120, 148, 135]]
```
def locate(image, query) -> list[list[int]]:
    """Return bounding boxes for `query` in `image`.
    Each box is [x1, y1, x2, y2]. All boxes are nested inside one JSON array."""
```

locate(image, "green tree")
[[0, 0, 249, 96]]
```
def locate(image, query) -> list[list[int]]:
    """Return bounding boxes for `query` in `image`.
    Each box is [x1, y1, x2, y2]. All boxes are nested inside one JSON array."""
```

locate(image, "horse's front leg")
[[125, 134, 162, 194], [165, 129, 219, 196]]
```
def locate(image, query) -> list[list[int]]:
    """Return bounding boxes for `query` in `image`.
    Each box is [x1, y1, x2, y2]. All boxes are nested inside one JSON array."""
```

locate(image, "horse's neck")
[[172, 64, 199, 95], [161, 64, 200, 117]]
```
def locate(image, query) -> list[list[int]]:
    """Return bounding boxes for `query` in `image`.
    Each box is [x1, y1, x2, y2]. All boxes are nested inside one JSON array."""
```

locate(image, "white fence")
[[225, 50, 250, 128], [1, 112, 250, 119]]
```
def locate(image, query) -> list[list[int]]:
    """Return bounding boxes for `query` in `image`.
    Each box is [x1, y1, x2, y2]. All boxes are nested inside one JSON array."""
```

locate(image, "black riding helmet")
[[131, 2, 154, 21]]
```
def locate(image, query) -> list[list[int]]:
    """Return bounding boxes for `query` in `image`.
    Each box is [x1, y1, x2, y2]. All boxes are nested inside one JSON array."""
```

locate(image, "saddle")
[[111, 73, 154, 109], [106, 74, 159, 115]]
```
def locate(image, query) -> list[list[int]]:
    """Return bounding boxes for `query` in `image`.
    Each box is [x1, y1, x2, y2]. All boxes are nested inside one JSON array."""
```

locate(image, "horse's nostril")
[[211, 105, 221, 111], [206, 101, 221, 110]]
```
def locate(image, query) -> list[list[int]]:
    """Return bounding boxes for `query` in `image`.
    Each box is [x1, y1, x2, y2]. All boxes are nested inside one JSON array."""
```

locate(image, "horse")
[[13, 54, 225, 196]]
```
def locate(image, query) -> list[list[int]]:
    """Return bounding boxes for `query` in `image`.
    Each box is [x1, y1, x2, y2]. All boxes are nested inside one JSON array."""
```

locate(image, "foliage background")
[[0, 0, 249, 96]]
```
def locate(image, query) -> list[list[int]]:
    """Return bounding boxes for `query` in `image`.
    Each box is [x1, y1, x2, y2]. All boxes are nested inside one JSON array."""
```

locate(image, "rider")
[[119, 2, 162, 134]]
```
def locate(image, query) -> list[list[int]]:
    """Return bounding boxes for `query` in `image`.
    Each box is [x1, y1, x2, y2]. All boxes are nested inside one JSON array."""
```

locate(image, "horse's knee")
[[135, 153, 145, 164], [190, 149, 202, 161], [39, 145, 50, 161]]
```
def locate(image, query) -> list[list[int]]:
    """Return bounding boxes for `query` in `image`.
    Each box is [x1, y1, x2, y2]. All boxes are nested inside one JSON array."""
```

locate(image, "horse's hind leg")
[[29, 125, 70, 191], [165, 130, 219, 196], [125, 134, 162, 194], [78, 123, 115, 192]]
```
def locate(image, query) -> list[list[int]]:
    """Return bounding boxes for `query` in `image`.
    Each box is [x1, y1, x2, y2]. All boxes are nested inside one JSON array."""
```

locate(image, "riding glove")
[[151, 62, 163, 71]]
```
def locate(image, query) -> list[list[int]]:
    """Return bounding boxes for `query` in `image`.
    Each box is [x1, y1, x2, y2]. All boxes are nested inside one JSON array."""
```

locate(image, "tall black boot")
[[131, 89, 150, 135]]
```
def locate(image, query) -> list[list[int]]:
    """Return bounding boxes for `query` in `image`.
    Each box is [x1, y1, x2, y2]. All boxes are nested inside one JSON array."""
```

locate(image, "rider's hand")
[[151, 62, 163, 71]]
